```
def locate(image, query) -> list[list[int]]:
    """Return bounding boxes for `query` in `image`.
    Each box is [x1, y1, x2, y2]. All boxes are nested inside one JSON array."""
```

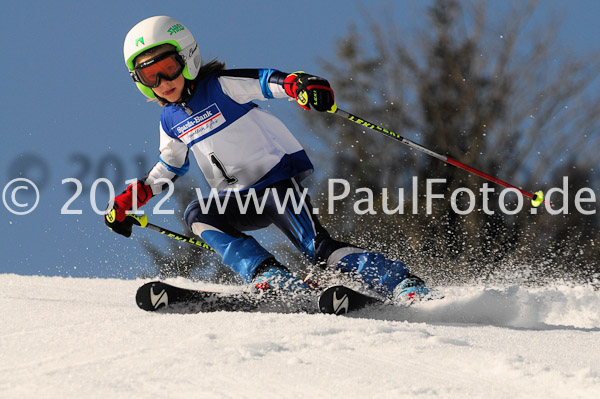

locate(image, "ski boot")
[[393, 274, 429, 303], [251, 258, 311, 294]]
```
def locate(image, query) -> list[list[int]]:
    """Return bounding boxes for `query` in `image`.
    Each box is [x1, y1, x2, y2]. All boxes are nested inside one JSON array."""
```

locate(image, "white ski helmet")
[[123, 16, 201, 98]]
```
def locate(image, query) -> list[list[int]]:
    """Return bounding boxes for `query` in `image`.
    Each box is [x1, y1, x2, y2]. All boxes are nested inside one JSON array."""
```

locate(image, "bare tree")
[[307, 0, 600, 284]]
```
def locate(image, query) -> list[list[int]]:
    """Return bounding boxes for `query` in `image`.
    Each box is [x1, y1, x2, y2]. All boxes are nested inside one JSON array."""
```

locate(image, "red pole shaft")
[[333, 107, 549, 206], [445, 157, 535, 200]]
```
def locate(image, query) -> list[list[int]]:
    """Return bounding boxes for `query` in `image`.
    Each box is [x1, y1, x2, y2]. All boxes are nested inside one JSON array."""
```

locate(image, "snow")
[[1, 274, 599, 399]]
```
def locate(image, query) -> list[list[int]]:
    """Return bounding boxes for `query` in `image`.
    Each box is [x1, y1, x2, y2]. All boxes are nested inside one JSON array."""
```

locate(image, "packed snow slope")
[[1, 274, 599, 399]]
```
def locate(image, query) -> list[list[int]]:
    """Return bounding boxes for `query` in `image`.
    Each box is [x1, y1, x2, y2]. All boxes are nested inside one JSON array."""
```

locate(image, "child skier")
[[105, 15, 428, 300]]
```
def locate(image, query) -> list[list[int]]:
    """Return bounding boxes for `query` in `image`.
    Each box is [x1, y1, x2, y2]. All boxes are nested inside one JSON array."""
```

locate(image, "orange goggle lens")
[[132, 52, 184, 88]]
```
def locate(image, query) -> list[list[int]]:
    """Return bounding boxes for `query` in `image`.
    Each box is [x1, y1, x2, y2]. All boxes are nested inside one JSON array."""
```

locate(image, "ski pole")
[[330, 106, 549, 207], [128, 214, 215, 252]]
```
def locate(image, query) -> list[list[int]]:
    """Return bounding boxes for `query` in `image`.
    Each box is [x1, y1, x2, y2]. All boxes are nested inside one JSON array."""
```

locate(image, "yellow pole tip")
[[531, 190, 544, 207]]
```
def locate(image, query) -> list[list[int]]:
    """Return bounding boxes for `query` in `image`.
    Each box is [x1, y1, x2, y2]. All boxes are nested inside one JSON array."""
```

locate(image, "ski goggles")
[[130, 51, 185, 88]]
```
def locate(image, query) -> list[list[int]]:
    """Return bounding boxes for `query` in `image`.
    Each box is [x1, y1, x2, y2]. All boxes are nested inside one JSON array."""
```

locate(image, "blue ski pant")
[[184, 178, 410, 294]]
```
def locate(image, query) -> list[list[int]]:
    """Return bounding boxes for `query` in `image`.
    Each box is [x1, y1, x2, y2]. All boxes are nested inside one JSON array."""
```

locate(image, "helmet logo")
[[135, 37, 145, 47], [189, 43, 198, 58], [167, 24, 185, 36]]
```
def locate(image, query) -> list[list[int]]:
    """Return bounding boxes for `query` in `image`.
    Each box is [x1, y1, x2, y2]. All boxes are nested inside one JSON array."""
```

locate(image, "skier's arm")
[[217, 69, 288, 103], [143, 121, 189, 194], [104, 122, 188, 237], [218, 69, 336, 112], [104, 179, 153, 237]]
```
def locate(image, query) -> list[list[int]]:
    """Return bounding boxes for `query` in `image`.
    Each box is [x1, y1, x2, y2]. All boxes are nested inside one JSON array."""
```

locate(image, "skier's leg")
[[263, 178, 348, 264], [184, 192, 309, 291], [265, 179, 427, 298], [184, 197, 272, 283], [324, 247, 427, 298], [325, 246, 428, 300]]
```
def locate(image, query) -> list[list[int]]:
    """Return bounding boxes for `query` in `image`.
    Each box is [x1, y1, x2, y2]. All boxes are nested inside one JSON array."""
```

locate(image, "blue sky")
[[1, 0, 599, 279]]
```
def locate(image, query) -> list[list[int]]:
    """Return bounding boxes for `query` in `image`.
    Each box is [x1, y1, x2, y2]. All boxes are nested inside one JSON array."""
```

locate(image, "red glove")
[[105, 180, 153, 237], [283, 71, 336, 112]]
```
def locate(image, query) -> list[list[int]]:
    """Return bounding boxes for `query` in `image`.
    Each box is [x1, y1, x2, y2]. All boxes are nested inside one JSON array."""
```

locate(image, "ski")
[[137, 281, 415, 315], [318, 285, 382, 315], [135, 281, 317, 314]]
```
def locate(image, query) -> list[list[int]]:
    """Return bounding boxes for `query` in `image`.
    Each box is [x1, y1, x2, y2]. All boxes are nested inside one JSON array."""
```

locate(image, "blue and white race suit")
[[143, 68, 411, 293]]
